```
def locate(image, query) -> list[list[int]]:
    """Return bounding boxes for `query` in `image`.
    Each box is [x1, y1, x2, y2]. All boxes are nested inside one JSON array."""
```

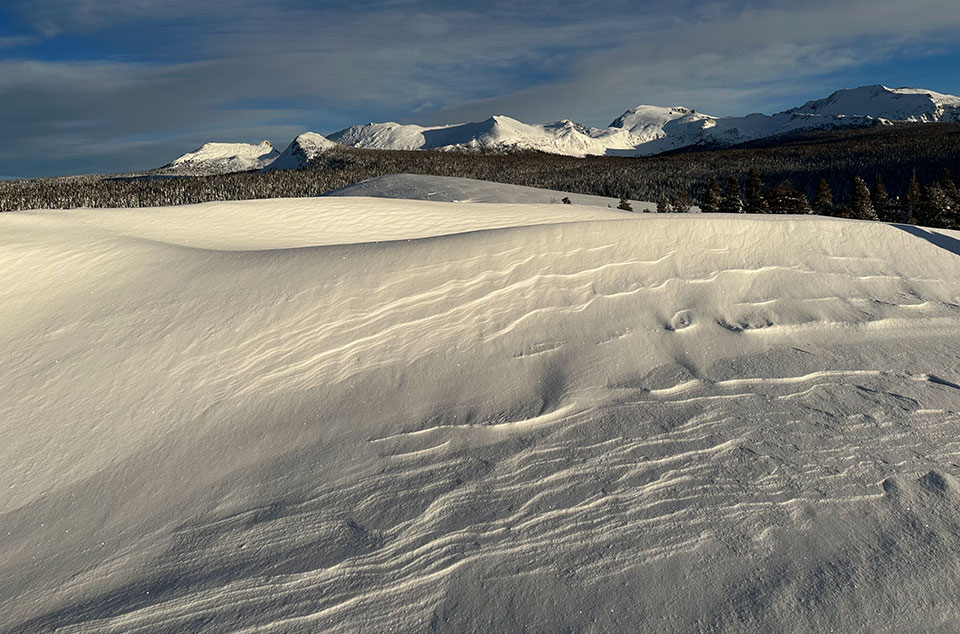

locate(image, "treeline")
[[1, 123, 959, 228], [692, 168, 959, 229]]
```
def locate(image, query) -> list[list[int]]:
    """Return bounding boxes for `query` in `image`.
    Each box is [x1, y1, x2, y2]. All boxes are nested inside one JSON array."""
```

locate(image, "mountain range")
[[159, 85, 960, 174]]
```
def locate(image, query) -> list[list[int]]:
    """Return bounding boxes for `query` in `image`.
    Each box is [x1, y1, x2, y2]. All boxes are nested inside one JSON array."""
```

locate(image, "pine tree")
[[768, 179, 811, 214], [618, 196, 633, 211], [848, 176, 878, 220], [813, 178, 834, 216], [918, 183, 953, 228], [905, 171, 922, 224], [719, 177, 743, 213], [871, 173, 893, 221], [743, 169, 769, 213], [940, 168, 960, 207], [656, 196, 671, 213], [672, 191, 692, 213], [701, 177, 723, 213]]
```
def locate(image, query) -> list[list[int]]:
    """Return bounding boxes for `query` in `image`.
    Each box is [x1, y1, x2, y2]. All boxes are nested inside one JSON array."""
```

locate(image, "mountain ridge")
[[161, 85, 960, 173]]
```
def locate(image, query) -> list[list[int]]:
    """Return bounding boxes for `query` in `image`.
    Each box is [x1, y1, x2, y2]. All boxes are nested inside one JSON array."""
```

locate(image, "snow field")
[[3, 193, 960, 632]]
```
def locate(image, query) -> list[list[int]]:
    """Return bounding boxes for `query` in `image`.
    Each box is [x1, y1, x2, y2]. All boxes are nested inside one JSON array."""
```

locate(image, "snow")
[[320, 85, 960, 160], [154, 85, 960, 174], [263, 132, 340, 171], [325, 173, 660, 209], [163, 141, 279, 174], [791, 85, 960, 122], [4, 193, 960, 632]]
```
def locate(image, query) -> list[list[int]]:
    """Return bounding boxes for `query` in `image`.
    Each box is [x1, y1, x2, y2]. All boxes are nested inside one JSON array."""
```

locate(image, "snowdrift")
[[3, 199, 960, 633], [324, 173, 657, 209]]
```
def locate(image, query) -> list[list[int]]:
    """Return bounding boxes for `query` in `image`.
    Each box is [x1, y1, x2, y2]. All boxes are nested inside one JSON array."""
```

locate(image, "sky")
[[1, 0, 960, 178]]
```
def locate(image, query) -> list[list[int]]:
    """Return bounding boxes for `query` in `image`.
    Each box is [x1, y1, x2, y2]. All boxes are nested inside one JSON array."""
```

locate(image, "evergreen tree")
[[940, 168, 960, 206], [743, 169, 769, 213], [905, 171, 922, 224], [656, 196, 671, 213], [813, 178, 834, 216], [701, 177, 723, 213], [768, 179, 811, 214], [871, 173, 893, 221], [672, 191, 692, 213], [848, 176, 878, 220], [719, 177, 743, 213], [918, 183, 953, 228], [618, 196, 633, 211]]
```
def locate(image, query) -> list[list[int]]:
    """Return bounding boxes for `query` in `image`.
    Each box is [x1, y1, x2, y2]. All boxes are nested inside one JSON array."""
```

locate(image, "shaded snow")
[[3, 199, 960, 632], [325, 173, 661, 209]]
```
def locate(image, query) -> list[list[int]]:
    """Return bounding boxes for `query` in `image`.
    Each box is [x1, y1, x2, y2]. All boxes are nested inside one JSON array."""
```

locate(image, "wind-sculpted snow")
[[3, 200, 960, 633]]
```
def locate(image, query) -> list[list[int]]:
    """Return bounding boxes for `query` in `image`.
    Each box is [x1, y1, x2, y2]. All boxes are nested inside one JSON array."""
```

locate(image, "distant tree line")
[[1, 123, 958, 230], [694, 167, 959, 229]]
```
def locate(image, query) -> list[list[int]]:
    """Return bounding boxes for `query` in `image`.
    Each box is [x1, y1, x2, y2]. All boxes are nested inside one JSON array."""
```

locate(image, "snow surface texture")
[[4, 194, 960, 632], [162, 141, 280, 175], [325, 173, 663, 209]]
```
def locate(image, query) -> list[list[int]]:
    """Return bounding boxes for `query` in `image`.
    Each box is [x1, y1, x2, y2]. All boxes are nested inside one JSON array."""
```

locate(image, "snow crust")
[[4, 196, 960, 632], [163, 141, 279, 174]]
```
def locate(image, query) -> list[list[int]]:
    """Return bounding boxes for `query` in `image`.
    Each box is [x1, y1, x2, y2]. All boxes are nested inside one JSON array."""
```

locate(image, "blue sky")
[[1, 0, 959, 178]]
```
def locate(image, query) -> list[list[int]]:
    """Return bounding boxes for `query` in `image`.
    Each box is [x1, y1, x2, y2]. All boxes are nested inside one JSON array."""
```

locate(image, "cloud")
[[0, 0, 958, 176]]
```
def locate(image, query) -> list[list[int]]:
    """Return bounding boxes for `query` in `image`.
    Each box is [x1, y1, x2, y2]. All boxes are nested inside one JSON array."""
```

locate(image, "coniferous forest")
[[2, 122, 959, 229]]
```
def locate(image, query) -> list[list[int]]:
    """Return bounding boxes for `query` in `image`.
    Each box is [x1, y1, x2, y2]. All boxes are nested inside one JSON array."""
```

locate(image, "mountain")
[[160, 85, 960, 173], [161, 140, 279, 175], [325, 85, 960, 159], [787, 85, 960, 122], [263, 132, 340, 171]]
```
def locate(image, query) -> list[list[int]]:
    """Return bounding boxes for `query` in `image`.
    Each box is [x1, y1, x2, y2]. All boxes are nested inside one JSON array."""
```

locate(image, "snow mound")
[[263, 132, 340, 171], [325, 173, 657, 209], [163, 140, 279, 174], [4, 201, 960, 632]]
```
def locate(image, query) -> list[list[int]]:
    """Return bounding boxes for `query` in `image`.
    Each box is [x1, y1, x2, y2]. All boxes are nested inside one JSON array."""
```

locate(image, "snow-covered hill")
[[161, 140, 279, 175], [263, 132, 340, 171], [4, 197, 960, 632], [324, 173, 661, 209]]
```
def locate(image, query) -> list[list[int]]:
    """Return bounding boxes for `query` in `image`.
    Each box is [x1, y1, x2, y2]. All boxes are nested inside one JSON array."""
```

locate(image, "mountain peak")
[[163, 140, 280, 175], [159, 84, 960, 173]]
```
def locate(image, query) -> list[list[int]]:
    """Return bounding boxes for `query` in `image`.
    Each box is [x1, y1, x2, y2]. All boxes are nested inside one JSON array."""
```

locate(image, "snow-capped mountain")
[[263, 132, 340, 171], [787, 85, 960, 122], [162, 141, 279, 175], [325, 85, 960, 159], [161, 85, 960, 173]]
